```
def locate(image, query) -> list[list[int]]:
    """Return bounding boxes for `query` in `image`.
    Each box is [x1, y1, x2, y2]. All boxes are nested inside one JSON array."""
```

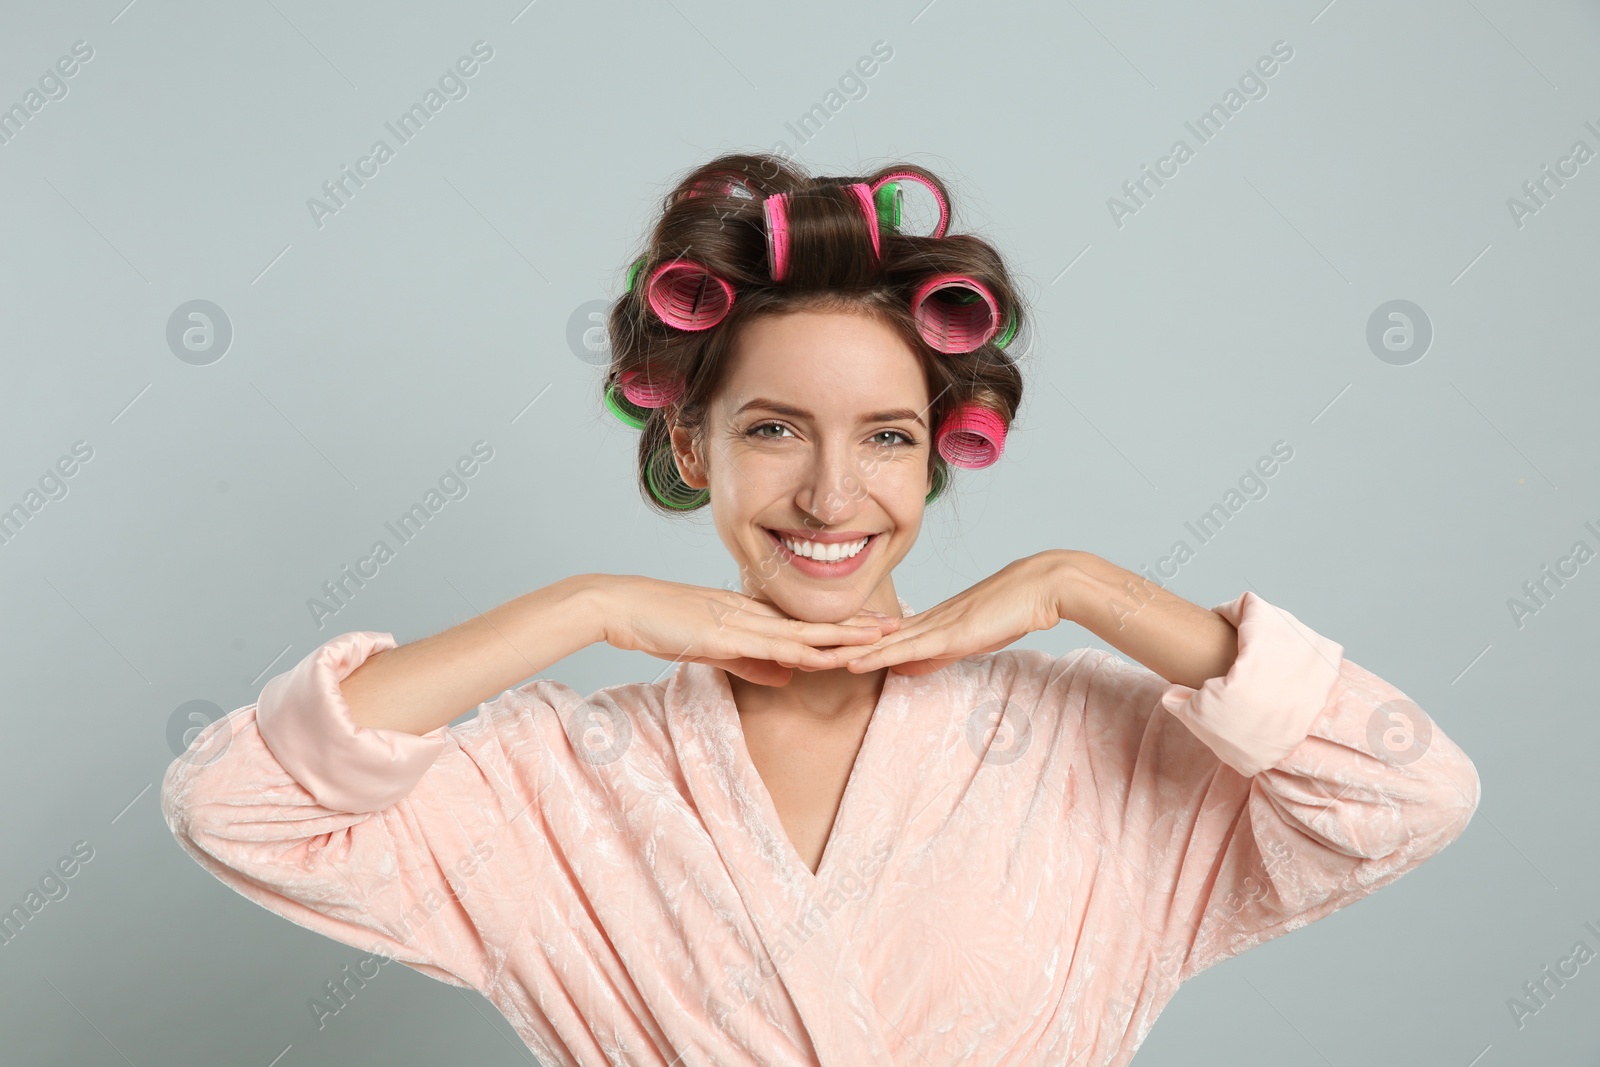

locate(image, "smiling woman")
[[160, 151, 1480, 1067]]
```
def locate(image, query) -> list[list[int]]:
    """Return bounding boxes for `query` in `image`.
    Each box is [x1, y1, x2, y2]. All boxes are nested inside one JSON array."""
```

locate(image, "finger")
[[834, 615, 916, 643], [885, 660, 935, 676], [746, 648, 822, 672], [693, 627, 817, 671], [731, 663, 792, 686], [756, 637, 844, 670], [812, 627, 898, 651], [841, 629, 953, 673], [725, 595, 899, 626], [726, 659, 795, 686], [730, 595, 868, 621], [736, 597, 899, 626], [691, 655, 794, 687], [831, 620, 939, 662], [799, 613, 898, 635], [836, 621, 1021, 672], [697, 619, 876, 663], [821, 614, 900, 641], [728, 605, 872, 630], [742, 615, 890, 646]]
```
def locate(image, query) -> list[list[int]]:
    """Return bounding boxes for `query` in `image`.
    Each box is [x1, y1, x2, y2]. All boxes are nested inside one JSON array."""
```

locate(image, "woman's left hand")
[[833, 551, 1071, 675]]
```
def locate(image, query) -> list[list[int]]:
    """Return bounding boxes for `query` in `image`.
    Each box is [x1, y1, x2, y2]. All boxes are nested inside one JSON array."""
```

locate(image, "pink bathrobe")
[[160, 591, 1479, 1065]]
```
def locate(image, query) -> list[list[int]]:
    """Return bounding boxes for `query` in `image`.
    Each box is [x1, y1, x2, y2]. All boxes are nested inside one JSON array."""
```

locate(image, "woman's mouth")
[[764, 529, 880, 579]]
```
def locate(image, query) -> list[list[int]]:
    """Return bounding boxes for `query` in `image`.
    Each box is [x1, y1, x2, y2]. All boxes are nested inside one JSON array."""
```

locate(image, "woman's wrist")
[[564, 573, 622, 649], [1049, 550, 1239, 689], [1046, 549, 1097, 625]]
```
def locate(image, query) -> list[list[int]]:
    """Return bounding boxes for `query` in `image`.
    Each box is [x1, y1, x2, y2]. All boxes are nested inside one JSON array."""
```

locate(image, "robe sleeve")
[[1075, 591, 1481, 984], [159, 631, 551, 993]]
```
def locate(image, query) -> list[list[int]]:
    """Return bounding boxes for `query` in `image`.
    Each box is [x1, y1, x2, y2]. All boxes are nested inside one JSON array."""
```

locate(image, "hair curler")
[[993, 307, 1019, 349], [645, 261, 735, 330], [911, 274, 1001, 353], [762, 182, 880, 281], [645, 441, 710, 510], [604, 381, 649, 429], [619, 369, 683, 408], [681, 172, 757, 200], [762, 194, 792, 281], [936, 403, 1007, 469], [843, 183, 882, 259], [869, 171, 949, 238], [924, 462, 948, 505]]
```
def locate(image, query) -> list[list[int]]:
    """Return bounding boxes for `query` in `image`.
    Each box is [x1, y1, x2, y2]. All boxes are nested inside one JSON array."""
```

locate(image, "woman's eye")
[[745, 425, 914, 445]]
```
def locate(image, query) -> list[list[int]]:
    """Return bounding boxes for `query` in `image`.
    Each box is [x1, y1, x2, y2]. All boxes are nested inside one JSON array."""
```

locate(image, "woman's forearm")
[[1051, 550, 1239, 690], [342, 574, 610, 736]]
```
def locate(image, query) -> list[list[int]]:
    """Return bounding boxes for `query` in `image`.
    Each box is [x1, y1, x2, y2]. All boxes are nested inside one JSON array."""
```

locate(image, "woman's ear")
[[668, 420, 709, 489]]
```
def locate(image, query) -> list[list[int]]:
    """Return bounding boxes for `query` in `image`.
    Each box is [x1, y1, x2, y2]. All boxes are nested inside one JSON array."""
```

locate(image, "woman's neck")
[[726, 583, 905, 724], [727, 664, 890, 728]]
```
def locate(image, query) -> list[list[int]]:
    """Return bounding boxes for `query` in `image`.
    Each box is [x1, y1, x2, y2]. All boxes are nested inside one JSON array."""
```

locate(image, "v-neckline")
[[704, 662, 900, 887], [657, 601, 916, 1063], [664, 596, 917, 892]]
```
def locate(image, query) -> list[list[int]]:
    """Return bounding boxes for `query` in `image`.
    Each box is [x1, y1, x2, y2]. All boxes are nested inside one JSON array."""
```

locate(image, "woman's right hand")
[[592, 575, 898, 687]]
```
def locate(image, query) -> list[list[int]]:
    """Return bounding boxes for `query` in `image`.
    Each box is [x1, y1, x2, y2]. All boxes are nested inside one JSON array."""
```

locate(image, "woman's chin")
[[763, 587, 870, 625]]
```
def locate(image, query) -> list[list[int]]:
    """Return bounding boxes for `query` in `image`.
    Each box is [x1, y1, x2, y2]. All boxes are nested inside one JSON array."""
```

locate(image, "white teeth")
[[778, 534, 870, 561]]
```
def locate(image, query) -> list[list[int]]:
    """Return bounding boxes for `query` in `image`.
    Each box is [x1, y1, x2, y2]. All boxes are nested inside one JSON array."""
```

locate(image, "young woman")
[[161, 154, 1481, 1066]]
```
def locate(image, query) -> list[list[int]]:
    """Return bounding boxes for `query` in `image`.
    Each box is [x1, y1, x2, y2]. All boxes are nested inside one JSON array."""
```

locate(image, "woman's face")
[[671, 307, 932, 623]]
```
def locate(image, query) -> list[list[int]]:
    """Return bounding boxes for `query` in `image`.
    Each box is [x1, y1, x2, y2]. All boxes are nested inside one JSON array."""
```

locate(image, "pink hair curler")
[[842, 182, 882, 259], [763, 194, 792, 281], [681, 173, 756, 200], [762, 183, 881, 281], [869, 171, 950, 238], [645, 261, 735, 330], [619, 369, 683, 408], [936, 403, 1007, 469], [911, 274, 1001, 353]]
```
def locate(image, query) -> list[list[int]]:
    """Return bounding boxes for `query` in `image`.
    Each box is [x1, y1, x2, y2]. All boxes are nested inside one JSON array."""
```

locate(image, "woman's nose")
[[799, 444, 869, 521]]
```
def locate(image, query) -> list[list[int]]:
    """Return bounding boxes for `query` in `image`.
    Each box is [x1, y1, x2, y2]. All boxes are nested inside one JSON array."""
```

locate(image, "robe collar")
[[661, 596, 918, 1064]]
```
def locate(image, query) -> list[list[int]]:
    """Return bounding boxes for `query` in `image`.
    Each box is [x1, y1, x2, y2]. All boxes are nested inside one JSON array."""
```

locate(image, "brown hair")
[[602, 152, 1029, 516]]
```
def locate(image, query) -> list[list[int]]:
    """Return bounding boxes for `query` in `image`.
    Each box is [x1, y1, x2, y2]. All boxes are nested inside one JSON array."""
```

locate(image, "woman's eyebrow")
[[732, 398, 927, 428]]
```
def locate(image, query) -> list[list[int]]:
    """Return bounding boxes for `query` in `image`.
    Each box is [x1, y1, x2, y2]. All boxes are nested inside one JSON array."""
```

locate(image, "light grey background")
[[1, 0, 1595, 1063]]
